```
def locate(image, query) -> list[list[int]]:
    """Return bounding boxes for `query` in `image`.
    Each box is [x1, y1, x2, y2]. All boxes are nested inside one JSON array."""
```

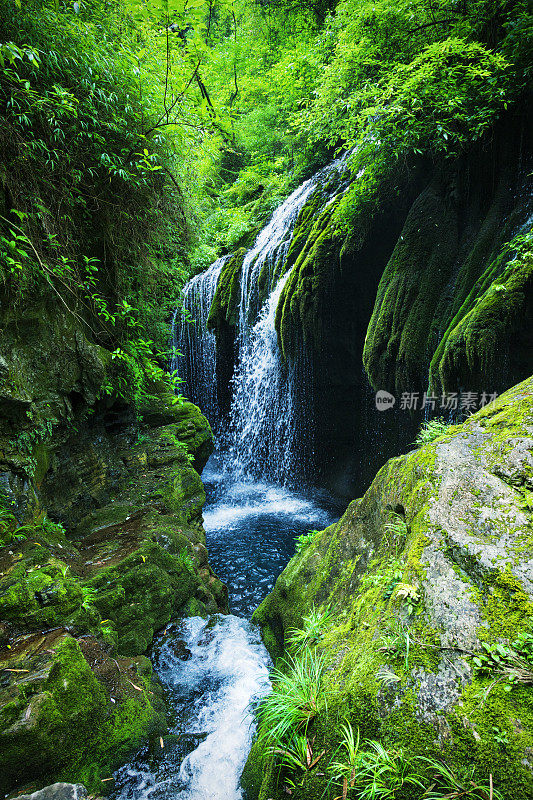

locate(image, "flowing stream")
[[113, 158, 349, 799], [112, 461, 339, 800]]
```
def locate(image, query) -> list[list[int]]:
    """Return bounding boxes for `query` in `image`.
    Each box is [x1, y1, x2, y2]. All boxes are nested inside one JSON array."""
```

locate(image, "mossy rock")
[[247, 378, 533, 800], [362, 143, 533, 398], [207, 248, 247, 331], [275, 200, 342, 361], [0, 631, 165, 795]]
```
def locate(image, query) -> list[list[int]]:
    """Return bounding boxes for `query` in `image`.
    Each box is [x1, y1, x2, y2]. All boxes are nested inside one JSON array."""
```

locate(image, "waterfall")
[[225, 271, 300, 482], [172, 256, 228, 428], [173, 154, 351, 483]]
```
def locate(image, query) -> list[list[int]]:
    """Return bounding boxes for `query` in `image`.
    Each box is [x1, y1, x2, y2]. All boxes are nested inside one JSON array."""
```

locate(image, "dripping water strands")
[[223, 270, 299, 483], [224, 155, 351, 483], [172, 256, 229, 430]]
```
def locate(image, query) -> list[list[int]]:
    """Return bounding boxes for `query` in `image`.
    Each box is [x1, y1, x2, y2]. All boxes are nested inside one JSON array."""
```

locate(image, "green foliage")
[[472, 627, 533, 696], [329, 723, 502, 799], [415, 418, 451, 446], [294, 528, 321, 553], [267, 731, 326, 791], [255, 649, 326, 747], [419, 758, 503, 800], [40, 515, 66, 538], [286, 606, 332, 652], [383, 512, 408, 556], [178, 548, 195, 573], [0, 0, 197, 404], [81, 587, 98, 611]]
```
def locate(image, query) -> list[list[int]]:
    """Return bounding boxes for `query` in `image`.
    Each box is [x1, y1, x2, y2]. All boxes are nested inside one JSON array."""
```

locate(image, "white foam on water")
[[112, 616, 271, 800], [202, 466, 333, 532]]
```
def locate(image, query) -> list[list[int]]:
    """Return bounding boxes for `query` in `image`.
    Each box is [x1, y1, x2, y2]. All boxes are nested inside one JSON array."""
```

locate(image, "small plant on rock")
[[395, 582, 422, 616], [268, 732, 326, 790], [383, 512, 408, 554], [295, 528, 321, 553], [330, 722, 366, 796], [378, 620, 412, 670], [286, 606, 333, 652], [473, 632, 533, 698], [359, 740, 426, 799], [81, 586, 98, 610], [178, 549, 196, 574], [330, 724, 426, 799], [415, 418, 450, 446]]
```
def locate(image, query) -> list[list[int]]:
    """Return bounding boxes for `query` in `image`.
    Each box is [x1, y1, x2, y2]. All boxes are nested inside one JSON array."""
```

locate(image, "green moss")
[[363, 181, 458, 395], [0, 556, 84, 630], [246, 379, 533, 800], [448, 680, 533, 799], [207, 248, 246, 330], [275, 200, 340, 360], [431, 232, 533, 395], [362, 170, 533, 397], [86, 542, 199, 655], [0, 635, 164, 795], [478, 567, 533, 643]]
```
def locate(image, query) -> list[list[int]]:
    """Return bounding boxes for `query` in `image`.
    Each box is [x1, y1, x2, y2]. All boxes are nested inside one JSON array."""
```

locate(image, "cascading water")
[[172, 256, 229, 428], [112, 615, 272, 800], [174, 153, 351, 483], [225, 271, 299, 481]]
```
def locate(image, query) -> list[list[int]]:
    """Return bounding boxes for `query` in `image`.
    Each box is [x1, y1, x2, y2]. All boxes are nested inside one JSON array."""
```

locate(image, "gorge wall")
[[246, 376, 533, 800], [0, 297, 227, 793]]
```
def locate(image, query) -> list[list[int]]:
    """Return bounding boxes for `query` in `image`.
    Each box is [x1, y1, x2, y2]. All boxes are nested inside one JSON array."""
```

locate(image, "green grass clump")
[[329, 722, 502, 799], [255, 649, 326, 747]]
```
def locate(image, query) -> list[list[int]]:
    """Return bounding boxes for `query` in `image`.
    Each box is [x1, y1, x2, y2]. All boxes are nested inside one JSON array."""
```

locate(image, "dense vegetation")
[[1, 0, 533, 795], [1, 0, 531, 406]]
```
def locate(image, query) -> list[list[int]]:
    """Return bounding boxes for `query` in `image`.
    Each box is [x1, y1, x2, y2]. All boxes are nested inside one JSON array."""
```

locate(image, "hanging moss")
[[430, 231, 533, 394], [362, 180, 459, 396], [275, 200, 341, 360]]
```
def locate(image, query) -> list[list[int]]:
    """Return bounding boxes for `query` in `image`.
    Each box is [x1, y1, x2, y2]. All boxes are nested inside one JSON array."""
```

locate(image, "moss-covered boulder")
[[0, 629, 166, 794], [247, 377, 533, 800]]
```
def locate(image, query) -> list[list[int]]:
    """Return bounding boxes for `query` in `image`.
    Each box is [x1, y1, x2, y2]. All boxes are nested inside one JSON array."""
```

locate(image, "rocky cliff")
[[0, 299, 227, 794], [245, 377, 533, 800]]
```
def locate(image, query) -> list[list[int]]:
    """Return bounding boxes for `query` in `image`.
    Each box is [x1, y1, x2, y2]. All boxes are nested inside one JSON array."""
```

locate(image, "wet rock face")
[[250, 378, 533, 800], [13, 783, 90, 800], [0, 300, 227, 793]]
